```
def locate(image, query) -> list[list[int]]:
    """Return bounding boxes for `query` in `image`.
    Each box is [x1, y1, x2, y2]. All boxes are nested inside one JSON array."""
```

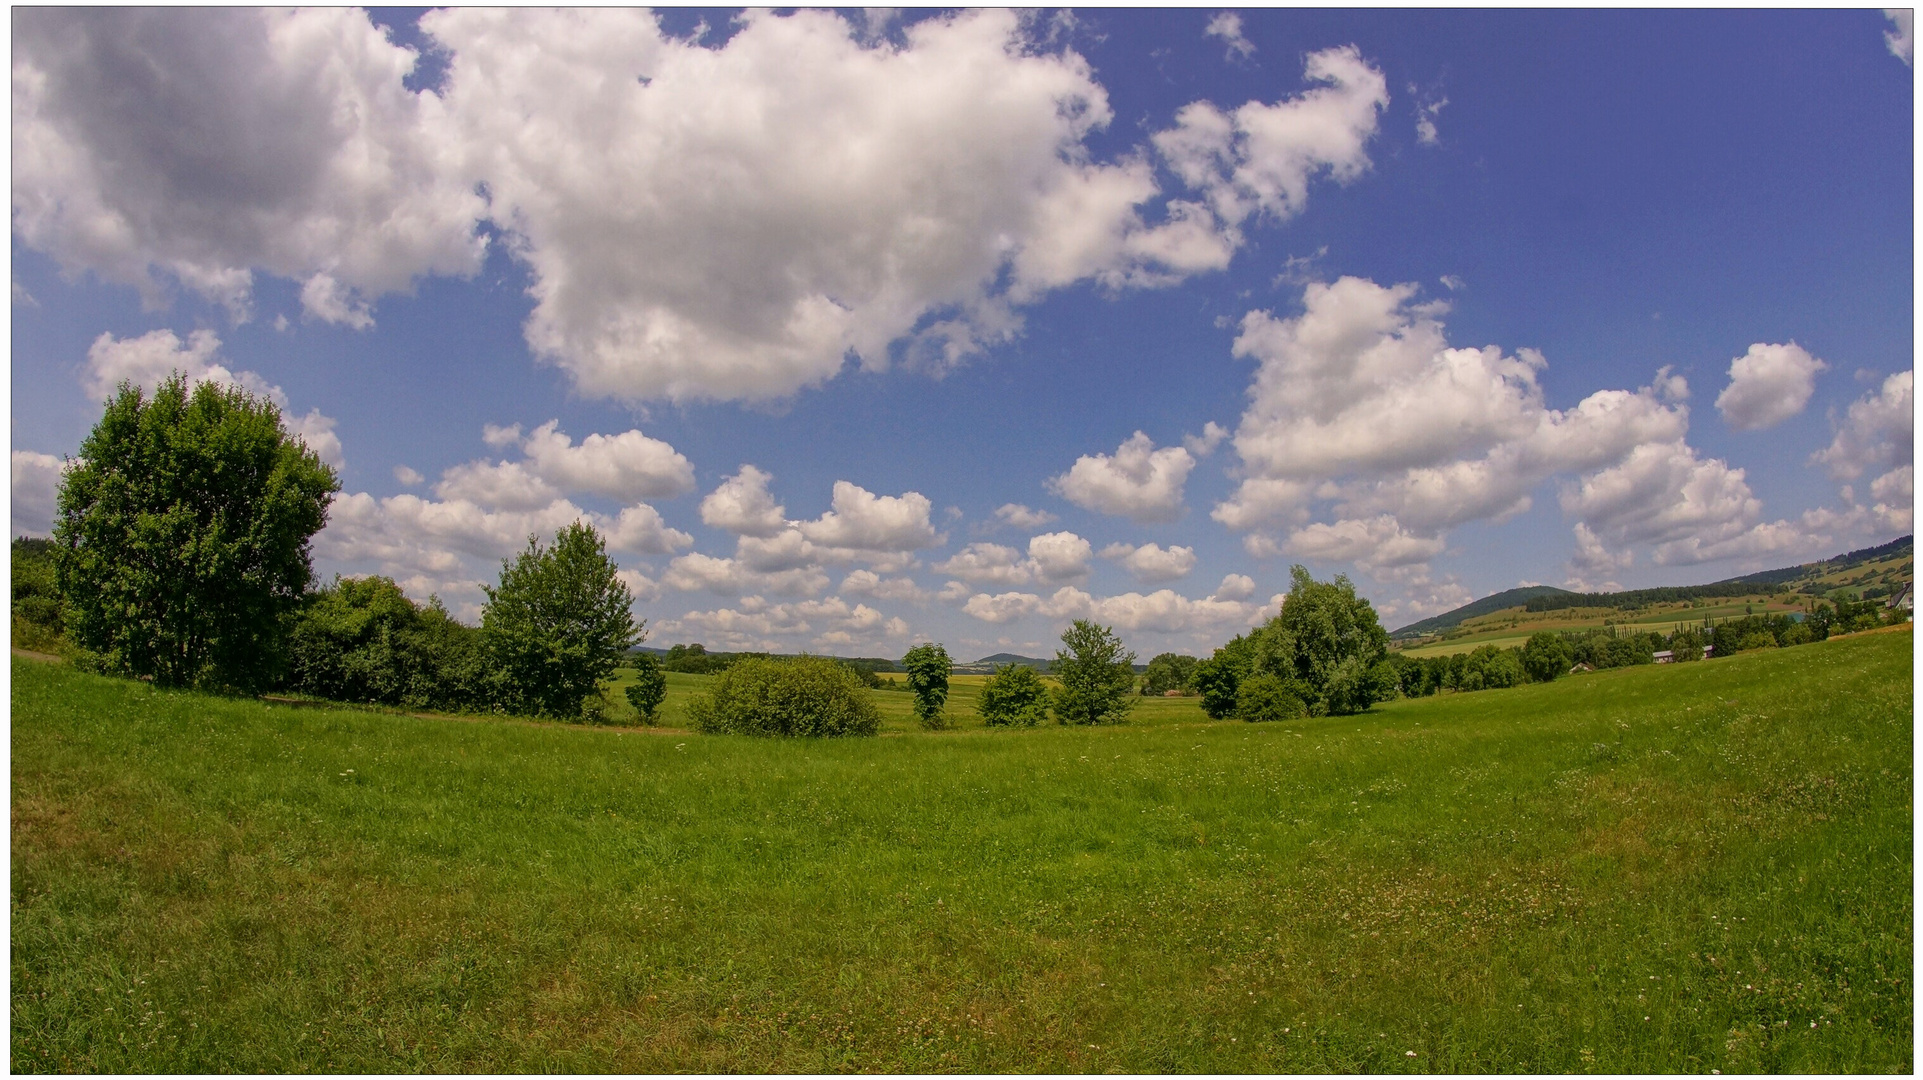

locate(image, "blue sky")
[[11, 8, 1914, 659]]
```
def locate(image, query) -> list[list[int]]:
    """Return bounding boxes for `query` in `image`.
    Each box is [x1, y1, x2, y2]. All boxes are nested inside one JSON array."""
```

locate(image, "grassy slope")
[[12, 632, 1912, 1072]]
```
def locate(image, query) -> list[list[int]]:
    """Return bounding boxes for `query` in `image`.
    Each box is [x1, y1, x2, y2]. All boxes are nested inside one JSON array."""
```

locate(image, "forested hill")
[[1390, 586, 1576, 639], [1390, 535, 1912, 638]]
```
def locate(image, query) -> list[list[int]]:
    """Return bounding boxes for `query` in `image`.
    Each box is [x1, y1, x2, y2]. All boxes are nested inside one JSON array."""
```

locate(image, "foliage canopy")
[[1052, 619, 1136, 725], [482, 522, 641, 719], [54, 374, 338, 690], [902, 642, 952, 729]]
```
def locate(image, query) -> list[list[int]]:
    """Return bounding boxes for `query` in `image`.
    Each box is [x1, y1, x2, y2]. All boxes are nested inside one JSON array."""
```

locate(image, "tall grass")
[[11, 630, 1911, 1071]]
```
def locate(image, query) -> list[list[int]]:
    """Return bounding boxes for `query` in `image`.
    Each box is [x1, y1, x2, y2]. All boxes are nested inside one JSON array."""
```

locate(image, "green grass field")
[[12, 630, 1912, 1071]]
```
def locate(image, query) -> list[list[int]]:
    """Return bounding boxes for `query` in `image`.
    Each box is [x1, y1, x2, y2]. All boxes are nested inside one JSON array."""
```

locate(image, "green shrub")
[[977, 663, 1051, 727], [284, 576, 493, 712], [1234, 673, 1307, 723], [687, 656, 880, 738], [11, 537, 65, 641]]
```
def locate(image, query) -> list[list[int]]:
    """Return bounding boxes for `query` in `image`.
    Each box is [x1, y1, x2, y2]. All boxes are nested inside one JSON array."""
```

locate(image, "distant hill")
[[1391, 535, 1912, 638], [961, 652, 1053, 674], [1711, 534, 1912, 588], [1390, 586, 1576, 639]]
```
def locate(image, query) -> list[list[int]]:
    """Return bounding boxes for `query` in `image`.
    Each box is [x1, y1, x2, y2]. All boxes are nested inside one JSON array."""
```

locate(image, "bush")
[[977, 663, 1051, 727], [902, 642, 952, 730], [1193, 639, 1253, 719], [687, 656, 880, 737], [1052, 620, 1136, 725], [625, 653, 667, 723], [12, 538, 64, 637], [284, 576, 493, 711], [1234, 673, 1307, 723]]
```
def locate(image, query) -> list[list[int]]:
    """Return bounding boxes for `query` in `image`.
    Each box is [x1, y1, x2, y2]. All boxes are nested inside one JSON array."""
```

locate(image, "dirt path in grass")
[[11, 647, 64, 663]]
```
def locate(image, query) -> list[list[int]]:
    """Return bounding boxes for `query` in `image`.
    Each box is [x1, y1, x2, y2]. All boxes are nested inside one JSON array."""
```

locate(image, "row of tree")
[[31, 375, 645, 721]]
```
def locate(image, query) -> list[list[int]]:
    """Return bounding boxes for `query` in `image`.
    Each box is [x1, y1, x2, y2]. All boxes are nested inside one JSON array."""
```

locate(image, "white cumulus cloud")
[[1715, 342, 1827, 430], [1047, 431, 1196, 523], [433, 420, 693, 510], [1813, 369, 1913, 482], [12, 450, 69, 536], [1100, 541, 1198, 583], [13, 8, 485, 322], [1214, 275, 1707, 587], [700, 465, 789, 538], [1204, 12, 1254, 61], [1026, 530, 1094, 584], [993, 503, 1058, 530]]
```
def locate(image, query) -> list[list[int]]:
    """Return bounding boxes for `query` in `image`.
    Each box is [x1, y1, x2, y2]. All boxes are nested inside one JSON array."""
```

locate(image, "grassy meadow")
[[12, 629, 1912, 1071]]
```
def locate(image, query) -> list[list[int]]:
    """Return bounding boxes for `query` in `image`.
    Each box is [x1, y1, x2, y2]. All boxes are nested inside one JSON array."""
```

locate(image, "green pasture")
[[12, 630, 1912, 1072]]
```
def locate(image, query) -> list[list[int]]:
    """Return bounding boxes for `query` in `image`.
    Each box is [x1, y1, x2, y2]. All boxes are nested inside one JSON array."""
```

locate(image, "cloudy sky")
[[11, 8, 1914, 658]]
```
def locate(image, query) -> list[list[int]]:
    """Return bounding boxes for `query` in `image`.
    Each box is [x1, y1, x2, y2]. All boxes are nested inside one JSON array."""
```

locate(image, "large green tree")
[[482, 521, 642, 719], [55, 375, 338, 690], [1194, 566, 1394, 718], [1051, 619, 1136, 725]]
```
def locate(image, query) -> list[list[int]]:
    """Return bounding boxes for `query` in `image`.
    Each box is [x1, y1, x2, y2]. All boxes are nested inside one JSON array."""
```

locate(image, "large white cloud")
[[18, 9, 1388, 403], [660, 552, 830, 600], [656, 594, 907, 652], [1715, 342, 1827, 431], [1100, 541, 1198, 583], [957, 578, 1264, 634], [12, 450, 67, 537], [1557, 439, 1842, 567], [13, 8, 484, 323], [933, 542, 1032, 586], [1282, 516, 1445, 570], [1151, 45, 1387, 237], [1025, 531, 1094, 584], [1047, 431, 1196, 523], [1813, 369, 1913, 482], [798, 481, 942, 552], [1214, 275, 1710, 589], [699, 465, 789, 538], [433, 420, 693, 511], [82, 328, 346, 468]]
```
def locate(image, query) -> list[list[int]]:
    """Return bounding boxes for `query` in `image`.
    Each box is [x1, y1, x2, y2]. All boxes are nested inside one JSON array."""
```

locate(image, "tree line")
[[20, 372, 1906, 737], [21, 375, 643, 722]]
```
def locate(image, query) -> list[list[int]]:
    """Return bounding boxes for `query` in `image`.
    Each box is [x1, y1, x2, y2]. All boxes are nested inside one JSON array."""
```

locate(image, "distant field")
[[602, 666, 1205, 732], [12, 630, 1911, 1072]]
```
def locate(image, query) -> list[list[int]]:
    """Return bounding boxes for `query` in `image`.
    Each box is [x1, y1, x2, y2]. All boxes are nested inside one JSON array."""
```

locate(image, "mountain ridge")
[[1391, 535, 1913, 638]]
